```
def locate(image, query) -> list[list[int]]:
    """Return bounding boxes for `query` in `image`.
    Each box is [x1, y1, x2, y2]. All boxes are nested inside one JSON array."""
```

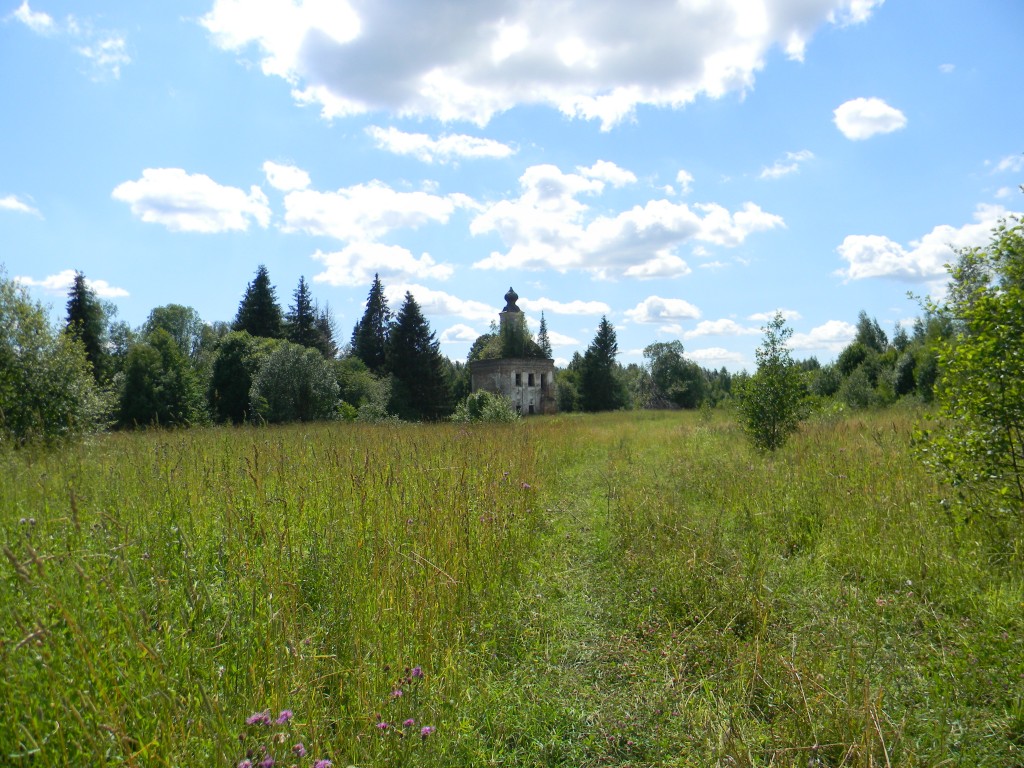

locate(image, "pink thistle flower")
[[314, 761, 333, 768], [410, 666, 424, 679], [246, 710, 272, 726], [420, 725, 435, 739], [275, 710, 293, 724], [403, 718, 415, 727], [292, 743, 306, 757], [238, 761, 253, 768], [376, 721, 390, 731], [390, 689, 403, 698]]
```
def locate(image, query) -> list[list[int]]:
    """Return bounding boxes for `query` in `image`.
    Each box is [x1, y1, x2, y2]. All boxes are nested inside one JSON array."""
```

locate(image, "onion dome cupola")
[[502, 286, 521, 313]]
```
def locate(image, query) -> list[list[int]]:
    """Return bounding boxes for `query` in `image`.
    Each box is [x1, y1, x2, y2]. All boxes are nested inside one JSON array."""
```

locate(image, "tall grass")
[[2, 411, 1022, 766]]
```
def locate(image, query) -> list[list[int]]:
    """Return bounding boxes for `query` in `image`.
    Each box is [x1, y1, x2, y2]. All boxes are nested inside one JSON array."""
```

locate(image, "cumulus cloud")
[[688, 346, 745, 366], [995, 154, 1024, 174], [11, 1, 54, 34], [517, 296, 610, 315], [789, 320, 857, 353], [0, 194, 42, 217], [625, 295, 701, 324], [682, 318, 760, 339], [835, 203, 1013, 282], [311, 242, 453, 287], [833, 97, 907, 140], [759, 149, 813, 179], [578, 160, 636, 187], [749, 308, 802, 322], [112, 168, 271, 233], [366, 126, 515, 163], [202, 0, 884, 129], [14, 268, 128, 298], [385, 283, 497, 323], [471, 163, 782, 277], [283, 180, 461, 241], [440, 323, 481, 343], [675, 169, 694, 194], [77, 34, 130, 79], [545, 329, 580, 347], [263, 161, 311, 191]]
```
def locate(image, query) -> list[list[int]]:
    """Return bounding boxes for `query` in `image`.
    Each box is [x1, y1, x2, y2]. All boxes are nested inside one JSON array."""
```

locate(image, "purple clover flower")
[[275, 710, 293, 724], [246, 710, 272, 726]]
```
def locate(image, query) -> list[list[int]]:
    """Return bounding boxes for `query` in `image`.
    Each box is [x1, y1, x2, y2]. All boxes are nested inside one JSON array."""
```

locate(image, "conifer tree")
[[314, 302, 338, 359], [385, 291, 452, 420], [233, 265, 283, 339], [65, 271, 108, 381], [285, 276, 320, 349], [351, 274, 391, 373], [537, 311, 553, 358], [579, 316, 627, 412]]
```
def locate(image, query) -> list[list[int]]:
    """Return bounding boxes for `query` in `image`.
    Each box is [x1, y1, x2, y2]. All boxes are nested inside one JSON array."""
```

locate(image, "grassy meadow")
[[2, 410, 1022, 766]]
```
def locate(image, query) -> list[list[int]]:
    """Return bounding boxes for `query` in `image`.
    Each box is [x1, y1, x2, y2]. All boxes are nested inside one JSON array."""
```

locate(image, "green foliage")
[[579, 316, 628, 412], [385, 292, 452, 421], [918, 212, 1024, 525], [250, 341, 339, 423], [333, 356, 391, 414], [451, 390, 521, 423], [232, 264, 284, 339], [118, 328, 206, 427], [641, 340, 705, 408], [351, 273, 391, 373], [737, 311, 806, 450], [285, 275, 320, 350], [1, 270, 107, 445], [64, 271, 108, 382], [537, 312, 553, 358], [207, 331, 278, 423]]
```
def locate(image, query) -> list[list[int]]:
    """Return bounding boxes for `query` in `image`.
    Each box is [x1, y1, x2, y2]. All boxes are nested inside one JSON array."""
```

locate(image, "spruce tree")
[[65, 271, 107, 381], [537, 311, 553, 358], [579, 316, 627, 412], [285, 276, 320, 350], [314, 302, 339, 359], [233, 265, 283, 339], [351, 274, 391, 373], [385, 292, 452, 420]]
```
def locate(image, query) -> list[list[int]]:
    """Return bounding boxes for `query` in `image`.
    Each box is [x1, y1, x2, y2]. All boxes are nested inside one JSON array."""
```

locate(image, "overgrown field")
[[2, 411, 1022, 766]]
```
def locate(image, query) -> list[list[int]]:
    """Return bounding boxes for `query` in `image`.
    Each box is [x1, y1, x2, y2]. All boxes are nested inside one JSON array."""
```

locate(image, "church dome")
[[503, 286, 521, 312]]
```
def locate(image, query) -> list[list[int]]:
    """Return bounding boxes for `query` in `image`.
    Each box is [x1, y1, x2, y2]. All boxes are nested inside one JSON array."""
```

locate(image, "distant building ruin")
[[469, 287, 557, 415]]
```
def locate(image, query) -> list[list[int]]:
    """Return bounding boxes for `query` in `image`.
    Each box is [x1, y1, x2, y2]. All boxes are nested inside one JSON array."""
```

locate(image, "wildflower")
[[292, 743, 307, 758], [246, 710, 272, 726], [420, 726, 435, 739], [275, 710, 293, 724], [314, 761, 333, 768], [238, 761, 253, 768], [410, 666, 423, 679], [390, 689, 403, 699], [403, 719, 415, 727], [376, 721, 390, 731], [521, 482, 531, 490], [258, 756, 275, 768]]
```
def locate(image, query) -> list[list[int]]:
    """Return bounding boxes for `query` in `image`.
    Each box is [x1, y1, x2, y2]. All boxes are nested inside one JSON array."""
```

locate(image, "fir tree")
[[285, 276, 320, 349], [537, 311, 553, 358], [385, 292, 452, 420], [579, 316, 627, 412], [65, 271, 107, 381], [314, 302, 339, 359], [233, 265, 283, 339], [351, 274, 391, 373]]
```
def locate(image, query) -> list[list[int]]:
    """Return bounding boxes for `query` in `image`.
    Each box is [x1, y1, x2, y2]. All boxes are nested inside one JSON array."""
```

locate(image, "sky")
[[2, 0, 1022, 371]]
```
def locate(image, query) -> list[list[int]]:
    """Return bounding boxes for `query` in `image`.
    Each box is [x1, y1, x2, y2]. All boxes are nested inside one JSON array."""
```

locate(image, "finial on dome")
[[502, 286, 521, 312]]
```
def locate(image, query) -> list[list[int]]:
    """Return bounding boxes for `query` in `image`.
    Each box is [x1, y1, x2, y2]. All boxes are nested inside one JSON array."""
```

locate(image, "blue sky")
[[2, 0, 1022, 370]]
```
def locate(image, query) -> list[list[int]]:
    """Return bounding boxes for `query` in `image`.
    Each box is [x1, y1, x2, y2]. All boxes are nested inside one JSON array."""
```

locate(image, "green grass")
[[2, 411, 1022, 766]]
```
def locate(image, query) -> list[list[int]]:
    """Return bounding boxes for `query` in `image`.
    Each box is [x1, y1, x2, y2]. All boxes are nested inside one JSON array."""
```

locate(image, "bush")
[[250, 342, 339, 423], [451, 391, 521, 423], [737, 313, 806, 451]]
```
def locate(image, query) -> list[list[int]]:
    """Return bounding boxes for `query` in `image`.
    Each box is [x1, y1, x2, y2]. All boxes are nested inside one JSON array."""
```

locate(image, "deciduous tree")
[[737, 312, 805, 451]]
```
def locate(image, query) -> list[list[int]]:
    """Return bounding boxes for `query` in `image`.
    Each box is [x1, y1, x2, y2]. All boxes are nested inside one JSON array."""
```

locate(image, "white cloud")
[[995, 186, 1016, 200], [366, 126, 515, 163], [683, 319, 759, 339], [77, 34, 130, 79], [14, 268, 128, 298], [675, 169, 694, 194], [790, 320, 857, 353], [759, 149, 814, 179], [11, 1, 54, 34], [546, 330, 580, 347], [283, 180, 460, 242], [688, 346, 745, 366], [835, 203, 1013, 282], [518, 296, 610, 315], [112, 168, 271, 233], [385, 283, 497, 323], [578, 160, 636, 187], [749, 308, 802, 322], [262, 161, 311, 191], [440, 323, 481, 343], [939, 63, 954, 74], [0, 194, 42, 217], [471, 163, 782, 277], [995, 154, 1024, 174], [202, 0, 884, 129], [833, 97, 907, 140], [311, 243, 453, 287], [625, 295, 701, 324]]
